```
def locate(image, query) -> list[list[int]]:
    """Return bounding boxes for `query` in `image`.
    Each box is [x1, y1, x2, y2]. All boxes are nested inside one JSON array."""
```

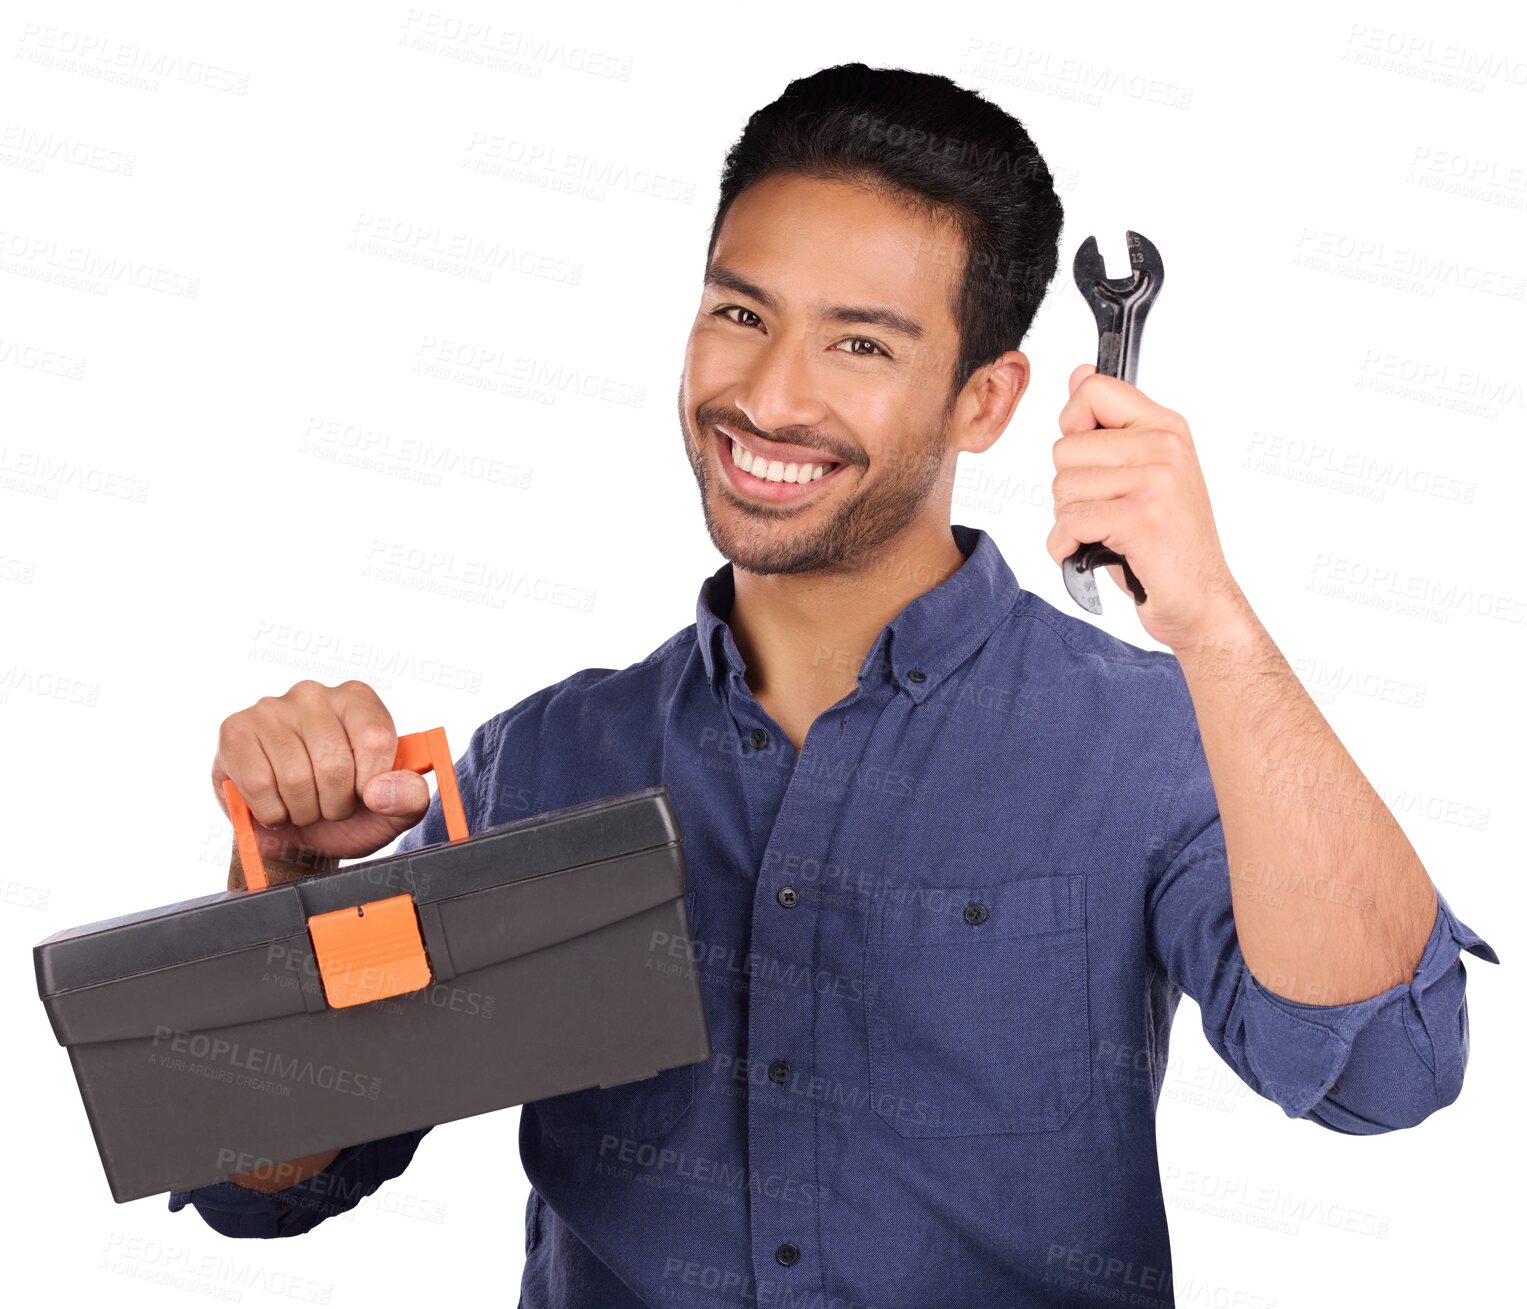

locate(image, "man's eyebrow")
[[704, 265, 780, 312], [703, 263, 926, 341], [818, 300, 926, 342]]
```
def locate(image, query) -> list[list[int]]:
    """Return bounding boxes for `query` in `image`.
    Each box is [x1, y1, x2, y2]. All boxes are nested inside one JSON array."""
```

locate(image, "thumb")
[[1068, 363, 1096, 396], [363, 769, 431, 818]]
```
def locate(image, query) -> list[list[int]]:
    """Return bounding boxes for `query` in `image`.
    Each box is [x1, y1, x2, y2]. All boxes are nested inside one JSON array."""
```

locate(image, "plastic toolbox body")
[[35, 784, 711, 1202]]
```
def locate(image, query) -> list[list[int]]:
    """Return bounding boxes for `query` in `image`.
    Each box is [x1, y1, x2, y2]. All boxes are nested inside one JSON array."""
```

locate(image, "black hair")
[[708, 63, 1065, 412]]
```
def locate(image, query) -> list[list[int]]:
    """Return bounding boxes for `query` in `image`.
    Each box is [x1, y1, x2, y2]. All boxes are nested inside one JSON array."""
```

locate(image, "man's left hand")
[[1047, 364, 1247, 651]]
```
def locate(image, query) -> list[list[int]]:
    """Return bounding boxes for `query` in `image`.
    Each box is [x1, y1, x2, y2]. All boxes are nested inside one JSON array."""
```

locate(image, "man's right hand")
[[213, 678, 432, 872]]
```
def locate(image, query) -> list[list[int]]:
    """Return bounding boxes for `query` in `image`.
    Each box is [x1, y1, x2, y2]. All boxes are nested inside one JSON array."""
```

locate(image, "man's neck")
[[728, 520, 968, 752]]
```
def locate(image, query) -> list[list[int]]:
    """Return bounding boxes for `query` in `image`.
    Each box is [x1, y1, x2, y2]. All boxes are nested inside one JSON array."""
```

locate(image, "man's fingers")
[[1057, 371, 1184, 438], [363, 769, 431, 819], [294, 699, 359, 824], [215, 711, 295, 827], [334, 681, 398, 804], [1052, 464, 1151, 508], [254, 710, 324, 829], [1053, 425, 1182, 469], [1047, 496, 1139, 567], [211, 680, 418, 867]]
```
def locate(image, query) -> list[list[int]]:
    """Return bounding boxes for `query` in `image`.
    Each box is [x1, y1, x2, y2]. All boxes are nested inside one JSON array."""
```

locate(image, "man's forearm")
[[1171, 595, 1439, 1006]]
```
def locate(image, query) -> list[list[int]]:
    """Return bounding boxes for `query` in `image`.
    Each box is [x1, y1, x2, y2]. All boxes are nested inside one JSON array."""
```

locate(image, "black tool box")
[[34, 729, 711, 1203]]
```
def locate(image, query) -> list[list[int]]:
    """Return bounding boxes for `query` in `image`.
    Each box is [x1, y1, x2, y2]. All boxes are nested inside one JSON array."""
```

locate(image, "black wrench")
[[1061, 230, 1164, 615]]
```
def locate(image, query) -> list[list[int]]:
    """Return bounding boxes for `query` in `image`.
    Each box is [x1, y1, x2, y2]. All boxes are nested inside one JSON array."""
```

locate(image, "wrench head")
[[1062, 552, 1103, 615], [1072, 230, 1164, 317]]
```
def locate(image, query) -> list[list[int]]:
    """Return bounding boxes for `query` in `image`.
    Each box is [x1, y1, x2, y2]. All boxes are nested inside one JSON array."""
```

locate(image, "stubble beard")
[[680, 395, 952, 578]]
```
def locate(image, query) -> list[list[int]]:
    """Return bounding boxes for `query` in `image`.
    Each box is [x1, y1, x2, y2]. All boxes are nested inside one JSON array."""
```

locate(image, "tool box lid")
[[35, 783, 684, 1001]]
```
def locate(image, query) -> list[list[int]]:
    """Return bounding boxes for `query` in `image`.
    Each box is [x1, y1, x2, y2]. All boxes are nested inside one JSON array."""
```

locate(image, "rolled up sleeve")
[[1146, 714, 1498, 1134], [1225, 892, 1496, 1131]]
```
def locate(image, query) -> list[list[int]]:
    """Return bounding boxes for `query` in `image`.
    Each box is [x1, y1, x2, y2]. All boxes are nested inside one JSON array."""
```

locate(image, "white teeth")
[[727, 434, 836, 484]]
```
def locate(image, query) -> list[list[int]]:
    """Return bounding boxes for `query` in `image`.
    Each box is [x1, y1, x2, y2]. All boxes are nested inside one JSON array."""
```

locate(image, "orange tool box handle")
[[221, 726, 469, 892]]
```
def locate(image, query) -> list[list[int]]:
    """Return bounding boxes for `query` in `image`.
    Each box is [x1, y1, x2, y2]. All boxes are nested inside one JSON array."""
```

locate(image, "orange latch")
[[306, 893, 432, 1008], [222, 726, 470, 892]]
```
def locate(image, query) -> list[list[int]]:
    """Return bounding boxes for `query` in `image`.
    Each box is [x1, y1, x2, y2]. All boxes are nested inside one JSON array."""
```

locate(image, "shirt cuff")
[[167, 1174, 304, 1240], [1226, 891, 1498, 1128], [167, 1131, 429, 1238]]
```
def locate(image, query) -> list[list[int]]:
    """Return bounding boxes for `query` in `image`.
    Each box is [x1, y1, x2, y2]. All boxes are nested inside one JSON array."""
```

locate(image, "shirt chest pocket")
[[530, 890, 699, 1147], [864, 874, 1091, 1137]]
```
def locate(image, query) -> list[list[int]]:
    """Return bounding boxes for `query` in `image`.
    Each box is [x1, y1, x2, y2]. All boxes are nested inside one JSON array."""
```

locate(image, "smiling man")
[[171, 63, 1495, 1308]]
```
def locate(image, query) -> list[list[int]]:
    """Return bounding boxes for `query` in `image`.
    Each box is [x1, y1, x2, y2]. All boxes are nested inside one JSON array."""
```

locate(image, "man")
[[174, 64, 1495, 1307]]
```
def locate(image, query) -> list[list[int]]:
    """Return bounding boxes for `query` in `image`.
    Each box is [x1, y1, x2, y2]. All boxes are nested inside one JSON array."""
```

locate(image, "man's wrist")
[[1167, 587, 1269, 675], [228, 841, 338, 891], [226, 1148, 343, 1193]]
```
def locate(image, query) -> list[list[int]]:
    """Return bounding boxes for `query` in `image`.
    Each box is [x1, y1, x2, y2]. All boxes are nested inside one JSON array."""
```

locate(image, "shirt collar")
[[695, 524, 1022, 704]]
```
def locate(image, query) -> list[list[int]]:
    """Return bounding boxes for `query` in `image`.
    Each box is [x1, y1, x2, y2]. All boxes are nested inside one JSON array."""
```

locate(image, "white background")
[[4, 0, 1520, 1304]]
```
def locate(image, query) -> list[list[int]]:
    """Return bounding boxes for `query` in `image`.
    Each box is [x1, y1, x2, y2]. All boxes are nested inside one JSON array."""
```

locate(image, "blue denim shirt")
[[170, 524, 1496, 1307]]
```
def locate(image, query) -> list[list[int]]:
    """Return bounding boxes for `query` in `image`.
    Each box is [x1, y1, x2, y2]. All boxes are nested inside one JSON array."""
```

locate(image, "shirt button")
[[964, 901, 989, 925], [749, 727, 769, 750], [768, 1059, 792, 1084], [777, 885, 799, 908], [907, 667, 927, 684], [775, 1242, 800, 1267]]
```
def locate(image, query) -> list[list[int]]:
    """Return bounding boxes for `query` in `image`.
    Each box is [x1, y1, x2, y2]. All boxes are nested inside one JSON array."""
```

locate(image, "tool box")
[[34, 728, 711, 1203]]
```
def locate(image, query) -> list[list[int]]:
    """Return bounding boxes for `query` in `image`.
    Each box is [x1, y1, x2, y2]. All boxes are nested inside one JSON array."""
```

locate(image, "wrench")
[[1061, 230, 1164, 615]]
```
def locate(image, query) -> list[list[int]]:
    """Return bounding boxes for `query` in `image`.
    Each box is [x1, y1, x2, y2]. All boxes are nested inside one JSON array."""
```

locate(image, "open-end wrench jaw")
[[1062, 231, 1165, 614]]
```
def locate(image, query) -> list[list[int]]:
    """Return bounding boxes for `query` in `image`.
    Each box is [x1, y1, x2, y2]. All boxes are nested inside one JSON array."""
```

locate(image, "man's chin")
[[703, 508, 848, 577]]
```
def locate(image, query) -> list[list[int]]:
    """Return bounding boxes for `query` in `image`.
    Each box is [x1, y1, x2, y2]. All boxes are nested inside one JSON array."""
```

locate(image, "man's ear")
[[953, 351, 1030, 456]]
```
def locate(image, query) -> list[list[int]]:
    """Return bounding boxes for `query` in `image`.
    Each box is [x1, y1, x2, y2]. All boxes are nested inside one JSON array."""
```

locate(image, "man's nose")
[[732, 333, 829, 437]]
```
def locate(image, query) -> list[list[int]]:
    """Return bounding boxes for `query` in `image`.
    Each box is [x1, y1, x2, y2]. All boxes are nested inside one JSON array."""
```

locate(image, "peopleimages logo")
[[150, 1026, 383, 1099]]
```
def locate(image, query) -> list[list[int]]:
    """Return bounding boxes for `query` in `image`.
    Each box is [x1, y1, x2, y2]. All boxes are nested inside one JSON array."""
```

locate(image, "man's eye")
[[714, 305, 763, 329], [833, 336, 889, 358]]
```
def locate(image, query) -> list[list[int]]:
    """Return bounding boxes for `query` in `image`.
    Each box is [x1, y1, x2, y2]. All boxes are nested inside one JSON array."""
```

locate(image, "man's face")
[[679, 173, 968, 576]]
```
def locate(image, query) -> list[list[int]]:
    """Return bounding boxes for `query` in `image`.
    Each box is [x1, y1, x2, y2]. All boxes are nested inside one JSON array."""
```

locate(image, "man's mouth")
[[711, 423, 848, 503]]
